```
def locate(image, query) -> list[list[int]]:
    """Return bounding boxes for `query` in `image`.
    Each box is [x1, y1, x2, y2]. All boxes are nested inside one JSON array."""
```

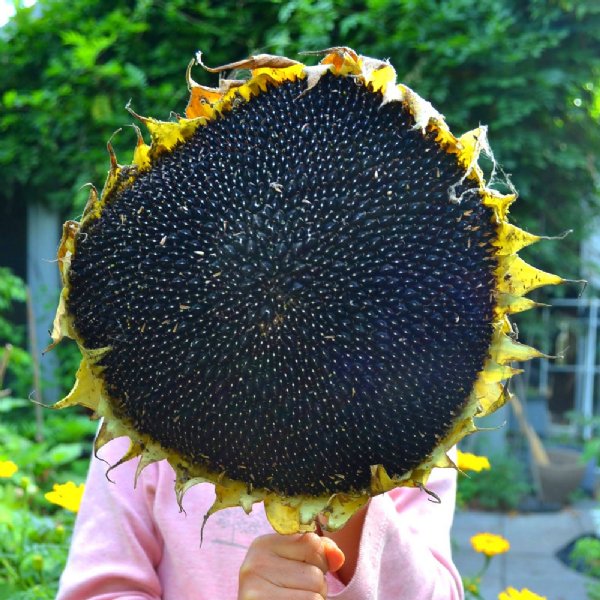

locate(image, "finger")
[[321, 537, 345, 573], [260, 555, 327, 597], [263, 533, 329, 573], [240, 577, 325, 600]]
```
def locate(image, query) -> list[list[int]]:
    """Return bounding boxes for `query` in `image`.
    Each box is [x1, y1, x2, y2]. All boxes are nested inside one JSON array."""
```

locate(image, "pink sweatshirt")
[[58, 437, 463, 599]]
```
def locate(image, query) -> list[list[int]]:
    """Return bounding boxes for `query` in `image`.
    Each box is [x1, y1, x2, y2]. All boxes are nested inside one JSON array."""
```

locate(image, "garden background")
[[1, 0, 599, 598]]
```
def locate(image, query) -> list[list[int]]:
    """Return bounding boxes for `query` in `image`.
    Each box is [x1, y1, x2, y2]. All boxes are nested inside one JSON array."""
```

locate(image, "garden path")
[[452, 500, 597, 599]]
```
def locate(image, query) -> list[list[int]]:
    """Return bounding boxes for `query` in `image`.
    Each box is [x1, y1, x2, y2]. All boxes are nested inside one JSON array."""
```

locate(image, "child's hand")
[[238, 532, 345, 599]]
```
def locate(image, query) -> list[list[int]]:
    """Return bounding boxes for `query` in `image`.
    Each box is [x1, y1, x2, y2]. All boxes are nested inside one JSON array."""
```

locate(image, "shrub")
[[457, 453, 531, 511]]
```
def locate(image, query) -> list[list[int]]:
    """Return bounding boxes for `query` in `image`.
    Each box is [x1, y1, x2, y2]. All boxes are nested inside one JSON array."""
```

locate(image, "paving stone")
[[503, 553, 591, 600], [566, 504, 600, 535], [453, 510, 505, 538], [503, 511, 586, 553], [451, 505, 594, 600]]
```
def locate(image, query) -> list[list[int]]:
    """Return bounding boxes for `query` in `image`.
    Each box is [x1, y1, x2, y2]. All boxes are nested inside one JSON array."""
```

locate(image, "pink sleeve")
[[57, 437, 163, 600], [329, 456, 464, 600]]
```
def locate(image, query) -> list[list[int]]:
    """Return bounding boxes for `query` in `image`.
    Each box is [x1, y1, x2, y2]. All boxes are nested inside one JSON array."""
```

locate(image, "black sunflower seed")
[[67, 72, 496, 496]]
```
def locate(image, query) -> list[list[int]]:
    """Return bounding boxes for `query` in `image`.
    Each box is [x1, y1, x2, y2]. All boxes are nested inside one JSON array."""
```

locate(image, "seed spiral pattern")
[[67, 73, 497, 496]]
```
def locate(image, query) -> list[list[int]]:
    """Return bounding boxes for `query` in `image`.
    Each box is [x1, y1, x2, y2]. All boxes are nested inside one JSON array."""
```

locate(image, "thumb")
[[321, 537, 345, 573]]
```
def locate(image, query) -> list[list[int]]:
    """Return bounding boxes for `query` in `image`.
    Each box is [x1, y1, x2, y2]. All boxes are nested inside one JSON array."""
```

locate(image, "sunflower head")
[[50, 47, 566, 534]]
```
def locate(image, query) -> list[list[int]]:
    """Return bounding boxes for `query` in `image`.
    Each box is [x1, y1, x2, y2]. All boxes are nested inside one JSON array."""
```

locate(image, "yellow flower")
[[0, 460, 18, 478], [457, 450, 491, 472], [498, 587, 547, 600], [44, 481, 85, 513], [470, 532, 510, 556]]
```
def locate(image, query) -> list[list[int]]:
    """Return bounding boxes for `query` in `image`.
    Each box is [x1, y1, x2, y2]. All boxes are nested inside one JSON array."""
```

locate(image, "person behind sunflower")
[[51, 47, 559, 600], [56, 435, 462, 599]]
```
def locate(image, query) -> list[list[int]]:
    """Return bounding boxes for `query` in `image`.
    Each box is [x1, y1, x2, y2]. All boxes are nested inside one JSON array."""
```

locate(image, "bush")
[[569, 537, 600, 600], [0, 401, 95, 598], [570, 536, 600, 579], [457, 453, 531, 511], [0, 268, 32, 398], [1, 267, 95, 597]]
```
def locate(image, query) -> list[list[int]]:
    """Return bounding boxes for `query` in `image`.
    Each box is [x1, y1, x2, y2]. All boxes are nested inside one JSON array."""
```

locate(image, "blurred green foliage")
[[457, 453, 531, 510], [567, 412, 600, 466], [0, 400, 96, 598], [0, 0, 599, 280], [569, 536, 600, 599], [570, 535, 600, 579], [0, 268, 32, 398], [1, 268, 94, 597], [0, 507, 73, 600]]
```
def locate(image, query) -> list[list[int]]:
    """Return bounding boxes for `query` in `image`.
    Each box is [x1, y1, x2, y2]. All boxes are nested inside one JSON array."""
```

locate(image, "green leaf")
[[0, 398, 30, 413], [0, 584, 20, 600], [42, 444, 85, 468]]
